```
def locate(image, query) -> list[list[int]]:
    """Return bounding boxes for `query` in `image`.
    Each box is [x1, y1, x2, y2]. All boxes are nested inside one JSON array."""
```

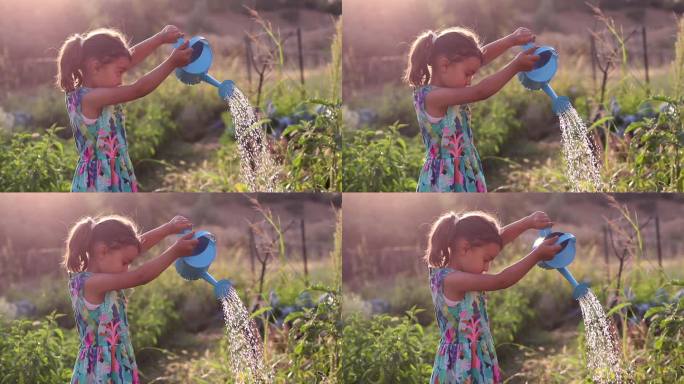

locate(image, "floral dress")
[[429, 267, 501, 384], [413, 85, 487, 192], [68, 272, 140, 383], [66, 87, 138, 192]]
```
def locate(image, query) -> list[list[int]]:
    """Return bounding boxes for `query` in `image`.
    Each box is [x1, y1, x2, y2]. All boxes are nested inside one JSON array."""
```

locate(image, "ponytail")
[[425, 211, 502, 268], [56, 34, 85, 93], [404, 30, 437, 87], [64, 217, 95, 273], [63, 215, 141, 273], [404, 27, 483, 87]]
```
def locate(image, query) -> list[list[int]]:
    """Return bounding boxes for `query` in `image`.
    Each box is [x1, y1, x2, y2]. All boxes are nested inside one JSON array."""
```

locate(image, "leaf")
[[250, 306, 273, 319], [588, 116, 615, 131], [606, 302, 632, 317], [644, 306, 667, 319]]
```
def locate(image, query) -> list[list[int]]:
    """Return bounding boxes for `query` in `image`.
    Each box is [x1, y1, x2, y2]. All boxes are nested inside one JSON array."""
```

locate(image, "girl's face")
[[435, 56, 482, 88], [86, 56, 131, 88], [92, 243, 140, 273], [451, 239, 501, 274]]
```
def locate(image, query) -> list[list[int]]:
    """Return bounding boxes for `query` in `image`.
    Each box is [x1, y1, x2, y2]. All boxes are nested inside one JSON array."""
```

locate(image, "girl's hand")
[[158, 25, 184, 44], [526, 211, 553, 230], [532, 236, 562, 262], [507, 27, 536, 46], [513, 47, 540, 72], [164, 215, 193, 235], [170, 231, 199, 259], [170, 40, 193, 67]]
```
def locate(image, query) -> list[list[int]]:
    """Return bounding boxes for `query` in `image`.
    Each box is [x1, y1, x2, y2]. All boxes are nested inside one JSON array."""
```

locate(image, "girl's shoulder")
[[68, 271, 92, 297], [65, 87, 91, 112], [413, 84, 434, 98], [429, 266, 456, 282], [66, 86, 92, 99]]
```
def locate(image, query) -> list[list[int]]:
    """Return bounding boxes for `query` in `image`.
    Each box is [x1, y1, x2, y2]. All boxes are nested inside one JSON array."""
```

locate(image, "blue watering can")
[[174, 230, 233, 299], [173, 36, 235, 100], [533, 228, 589, 300], [518, 42, 571, 115]]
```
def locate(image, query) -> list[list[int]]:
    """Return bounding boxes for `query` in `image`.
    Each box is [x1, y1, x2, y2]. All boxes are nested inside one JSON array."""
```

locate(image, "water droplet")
[[221, 287, 270, 382], [226, 88, 281, 192], [578, 291, 629, 383], [558, 107, 603, 191]]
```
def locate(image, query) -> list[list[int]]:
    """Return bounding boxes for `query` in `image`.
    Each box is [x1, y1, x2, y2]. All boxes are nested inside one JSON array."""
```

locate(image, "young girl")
[[405, 27, 540, 192], [426, 210, 561, 383], [64, 214, 198, 383], [56, 26, 193, 192]]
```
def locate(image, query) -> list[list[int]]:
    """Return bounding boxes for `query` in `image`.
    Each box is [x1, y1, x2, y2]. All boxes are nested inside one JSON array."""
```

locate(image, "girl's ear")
[[454, 238, 469, 255], [435, 56, 451, 74], [83, 58, 101, 74], [92, 242, 107, 258]]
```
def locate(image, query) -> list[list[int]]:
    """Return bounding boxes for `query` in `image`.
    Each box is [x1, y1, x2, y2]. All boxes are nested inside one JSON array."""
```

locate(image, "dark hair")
[[56, 28, 131, 92], [63, 215, 141, 273], [425, 211, 502, 268], [404, 27, 483, 87]]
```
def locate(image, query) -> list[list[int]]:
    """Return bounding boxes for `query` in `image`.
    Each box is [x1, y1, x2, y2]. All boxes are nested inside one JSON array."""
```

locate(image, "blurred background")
[[0, 0, 342, 192], [0, 192, 341, 382], [342, 0, 684, 192], [342, 193, 684, 382]]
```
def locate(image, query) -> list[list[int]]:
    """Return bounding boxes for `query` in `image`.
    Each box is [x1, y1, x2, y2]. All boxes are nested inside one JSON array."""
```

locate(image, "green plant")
[[0, 313, 79, 384], [277, 20, 342, 192], [638, 280, 684, 382], [278, 286, 341, 383], [0, 126, 76, 191], [281, 100, 341, 191], [619, 96, 683, 192], [342, 123, 423, 191], [342, 308, 436, 383]]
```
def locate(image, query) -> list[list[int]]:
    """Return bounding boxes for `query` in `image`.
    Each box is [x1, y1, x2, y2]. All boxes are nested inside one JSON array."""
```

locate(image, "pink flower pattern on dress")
[[429, 268, 501, 383], [414, 86, 487, 192], [65, 87, 138, 192], [68, 272, 139, 383]]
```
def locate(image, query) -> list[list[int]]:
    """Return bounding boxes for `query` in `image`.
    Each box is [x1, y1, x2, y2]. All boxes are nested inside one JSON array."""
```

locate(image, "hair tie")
[[431, 32, 438, 44]]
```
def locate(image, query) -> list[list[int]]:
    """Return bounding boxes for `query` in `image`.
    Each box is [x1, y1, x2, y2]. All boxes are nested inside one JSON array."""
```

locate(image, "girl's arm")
[[139, 215, 193, 252], [82, 41, 192, 115], [83, 232, 198, 304], [129, 25, 184, 68], [425, 47, 539, 110], [500, 211, 553, 246], [482, 28, 536, 65], [443, 236, 561, 298]]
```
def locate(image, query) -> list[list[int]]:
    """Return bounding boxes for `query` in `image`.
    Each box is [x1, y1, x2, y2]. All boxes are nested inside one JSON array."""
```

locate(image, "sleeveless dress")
[[429, 267, 501, 384], [413, 86, 487, 192], [68, 272, 140, 383], [66, 87, 138, 192]]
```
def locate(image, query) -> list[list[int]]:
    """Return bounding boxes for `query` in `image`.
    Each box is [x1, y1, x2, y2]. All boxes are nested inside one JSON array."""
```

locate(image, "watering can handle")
[[180, 228, 192, 235], [539, 227, 552, 237], [173, 37, 186, 49]]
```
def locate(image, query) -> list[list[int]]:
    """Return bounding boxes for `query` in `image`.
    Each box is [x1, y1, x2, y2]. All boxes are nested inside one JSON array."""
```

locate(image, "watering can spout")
[[558, 267, 590, 300], [173, 37, 236, 100]]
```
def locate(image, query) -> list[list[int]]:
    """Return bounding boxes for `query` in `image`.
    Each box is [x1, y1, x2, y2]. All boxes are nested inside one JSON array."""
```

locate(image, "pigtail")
[[424, 211, 503, 268], [425, 212, 459, 268], [63, 217, 95, 273], [404, 27, 484, 88], [56, 34, 85, 93], [404, 30, 437, 87]]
